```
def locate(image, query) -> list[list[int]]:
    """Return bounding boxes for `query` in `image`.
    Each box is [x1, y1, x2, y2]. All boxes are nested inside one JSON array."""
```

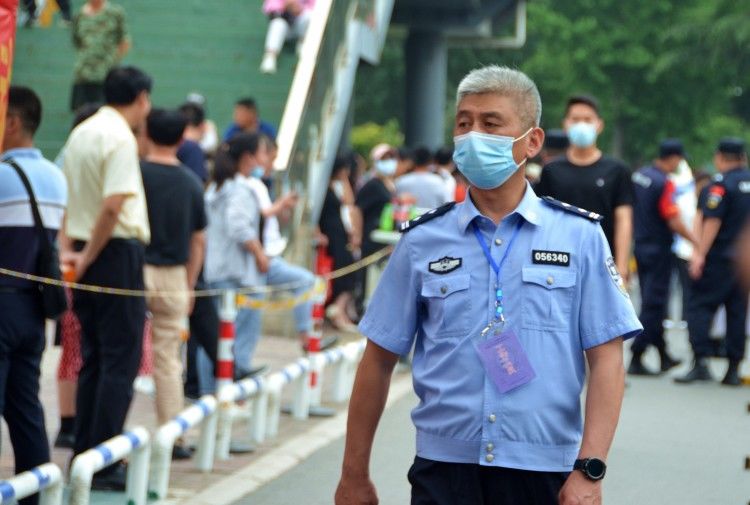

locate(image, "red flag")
[[0, 0, 18, 143]]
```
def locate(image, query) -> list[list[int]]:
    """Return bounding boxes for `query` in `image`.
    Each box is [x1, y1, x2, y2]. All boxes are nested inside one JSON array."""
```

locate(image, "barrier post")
[[250, 381, 269, 443], [69, 427, 150, 505], [149, 397, 218, 501], [217, 290, 237, 392], [0, 463, 63, 505], [304, 277, 335, 417]]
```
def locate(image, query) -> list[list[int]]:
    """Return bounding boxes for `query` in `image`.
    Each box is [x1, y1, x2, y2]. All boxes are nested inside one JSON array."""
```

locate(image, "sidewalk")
[[0, 324, 360, 504]]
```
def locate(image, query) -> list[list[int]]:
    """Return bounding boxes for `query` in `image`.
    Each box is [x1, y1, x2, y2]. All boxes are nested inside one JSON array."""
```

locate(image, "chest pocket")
[[420, 273, 471, 338], [521, 266, 577, 331]]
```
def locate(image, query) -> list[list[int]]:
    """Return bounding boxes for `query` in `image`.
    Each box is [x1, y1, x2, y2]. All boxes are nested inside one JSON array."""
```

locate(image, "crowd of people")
[[0, 61, 341, 499], [1, 36, 749, 505]]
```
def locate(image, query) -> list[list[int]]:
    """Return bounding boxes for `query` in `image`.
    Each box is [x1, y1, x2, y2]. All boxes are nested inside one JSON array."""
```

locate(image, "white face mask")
[[375, 159, 397, 176]]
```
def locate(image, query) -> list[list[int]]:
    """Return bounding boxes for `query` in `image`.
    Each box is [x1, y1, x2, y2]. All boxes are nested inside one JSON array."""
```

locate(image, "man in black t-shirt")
[[536, 95, 634, 282], [141, 108, 207, 459]]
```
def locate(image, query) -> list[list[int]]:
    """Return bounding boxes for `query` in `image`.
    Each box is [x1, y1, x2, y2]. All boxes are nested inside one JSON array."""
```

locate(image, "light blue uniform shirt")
[[359, 184, 642, 472]]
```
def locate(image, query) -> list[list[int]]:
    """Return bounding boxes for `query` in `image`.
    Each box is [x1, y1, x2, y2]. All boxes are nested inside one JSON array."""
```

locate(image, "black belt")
[[73, 238, 143, 251]]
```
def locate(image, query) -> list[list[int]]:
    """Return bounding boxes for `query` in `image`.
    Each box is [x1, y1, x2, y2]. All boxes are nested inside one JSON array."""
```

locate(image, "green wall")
[[13, 0, 296, 158]]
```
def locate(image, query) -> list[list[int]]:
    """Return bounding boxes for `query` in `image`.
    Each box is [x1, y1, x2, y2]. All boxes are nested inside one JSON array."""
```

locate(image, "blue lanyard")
[[472, 219, 524, 322]]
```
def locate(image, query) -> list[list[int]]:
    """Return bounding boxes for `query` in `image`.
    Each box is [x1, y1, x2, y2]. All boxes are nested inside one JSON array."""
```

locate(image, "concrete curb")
[[165, 374, 413, 505]]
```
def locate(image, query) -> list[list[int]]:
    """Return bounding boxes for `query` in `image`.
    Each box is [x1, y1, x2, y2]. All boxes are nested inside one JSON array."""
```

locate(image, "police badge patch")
[[706, 185, 725, 209], [606, 257, 629, 298], [428, 257, 462, 274]]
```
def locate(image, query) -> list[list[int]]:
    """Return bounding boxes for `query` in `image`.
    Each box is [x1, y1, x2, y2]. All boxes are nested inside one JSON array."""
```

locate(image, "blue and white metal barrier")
[[215, 376, 265, 460], [328, 340, 366, 402], [0, 463, 63, 505], [149, 396, 218, 500], [69, 427, 150, 505]]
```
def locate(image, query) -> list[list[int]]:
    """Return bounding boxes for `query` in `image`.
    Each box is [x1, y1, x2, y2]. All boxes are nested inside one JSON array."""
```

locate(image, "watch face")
[[586, 459, 606, 479]]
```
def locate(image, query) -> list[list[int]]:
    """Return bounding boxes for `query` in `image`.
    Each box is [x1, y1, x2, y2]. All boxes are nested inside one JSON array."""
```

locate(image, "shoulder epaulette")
[[399, 202, 456, 233], [541, 196, 603, 222]]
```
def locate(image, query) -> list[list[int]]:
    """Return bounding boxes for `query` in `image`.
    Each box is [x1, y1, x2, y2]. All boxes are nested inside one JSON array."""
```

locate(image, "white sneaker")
[[260, 54, 277, 74]]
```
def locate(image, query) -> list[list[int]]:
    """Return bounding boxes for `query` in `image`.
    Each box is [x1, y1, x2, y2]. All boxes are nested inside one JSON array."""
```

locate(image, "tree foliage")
[[353, 0, 749, 169]]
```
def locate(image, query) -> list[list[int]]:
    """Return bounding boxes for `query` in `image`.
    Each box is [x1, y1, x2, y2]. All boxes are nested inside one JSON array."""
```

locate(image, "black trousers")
[[687, 256, 748, 361], [632, 245, 673, 355], [72, 239, 145, 458], [185, 276, 219, 397], [673, 255, 690, 322], [0, 291, 50, 505], [408, 457, 569, 505]]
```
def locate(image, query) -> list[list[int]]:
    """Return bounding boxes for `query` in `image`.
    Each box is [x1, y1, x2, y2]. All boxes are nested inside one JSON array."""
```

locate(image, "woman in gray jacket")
[[200, 133, 269, 393]]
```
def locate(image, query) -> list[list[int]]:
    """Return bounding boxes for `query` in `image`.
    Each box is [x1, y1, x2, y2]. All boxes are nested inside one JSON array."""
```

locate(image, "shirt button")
[[488, 414, 496, 423], [546, 276, 554, 285], [485, 454, 495, 463], [494, 238, 503, 246], [440, 285, 448, 294], [486, 443, 494, 452]]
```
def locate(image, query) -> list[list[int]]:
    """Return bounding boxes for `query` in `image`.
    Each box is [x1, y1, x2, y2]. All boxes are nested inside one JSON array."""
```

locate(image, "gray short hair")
[[456, 65, 542, 128]]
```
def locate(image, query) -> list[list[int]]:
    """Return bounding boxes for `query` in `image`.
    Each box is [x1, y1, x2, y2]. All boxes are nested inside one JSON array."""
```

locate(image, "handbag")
[[5, 158, 68, 320]]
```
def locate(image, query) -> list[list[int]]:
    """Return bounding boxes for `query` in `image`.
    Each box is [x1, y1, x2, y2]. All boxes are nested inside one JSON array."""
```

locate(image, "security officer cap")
[[658, 138, 684, 158], [544, 129, 569, 150], [717, 137, 745, 155]]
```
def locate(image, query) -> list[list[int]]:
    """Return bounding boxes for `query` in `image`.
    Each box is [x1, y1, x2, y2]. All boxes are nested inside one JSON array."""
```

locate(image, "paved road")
[[236, 329, 750, 505]]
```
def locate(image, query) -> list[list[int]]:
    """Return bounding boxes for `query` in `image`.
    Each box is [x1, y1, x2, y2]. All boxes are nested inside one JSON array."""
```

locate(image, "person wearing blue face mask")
[[536, 95, 634, 285], [336, 65, 642, 505]]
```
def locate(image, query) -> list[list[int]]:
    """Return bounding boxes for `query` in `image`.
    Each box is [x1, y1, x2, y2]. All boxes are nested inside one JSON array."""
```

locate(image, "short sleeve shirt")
[[63, 106, 150, 243], [537, 155, 633, 252], [0, 148, 67, 289], [72, 3, 128, 83], [141, 161, 207, 265], [700, 167, 750, 259], [359, 184, 642, 472]]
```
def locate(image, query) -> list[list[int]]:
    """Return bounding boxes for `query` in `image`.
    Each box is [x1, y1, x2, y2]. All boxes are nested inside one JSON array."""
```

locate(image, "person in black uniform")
[[676, 138, 750, 386], [629, 139, 696, 375]]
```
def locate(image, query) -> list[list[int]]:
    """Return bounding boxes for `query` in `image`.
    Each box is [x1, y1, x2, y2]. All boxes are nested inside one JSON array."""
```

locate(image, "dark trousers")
[[687, 257, 748, 362], [72, 240, 145, 458], [0, 292, 50, 505], [632, 246, 673, 356], [185, 277, 218, 397], [673, 255, 690, 322], [408, 457, 569, 505], [21, 0, 36, 15], [70, 82, 104, 112]]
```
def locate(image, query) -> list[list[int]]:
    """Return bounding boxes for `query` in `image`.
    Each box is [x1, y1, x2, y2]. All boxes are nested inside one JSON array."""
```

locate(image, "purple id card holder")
[[474, 328, 536, 393]]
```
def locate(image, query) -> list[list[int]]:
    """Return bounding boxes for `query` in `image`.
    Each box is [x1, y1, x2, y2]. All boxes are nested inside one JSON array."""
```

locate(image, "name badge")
[[532, 250, 570, 267], [474, 329, 536, 394]]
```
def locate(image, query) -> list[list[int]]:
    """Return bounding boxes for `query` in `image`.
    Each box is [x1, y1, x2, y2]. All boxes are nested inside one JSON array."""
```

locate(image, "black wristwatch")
[[573, 458, 607, 481]]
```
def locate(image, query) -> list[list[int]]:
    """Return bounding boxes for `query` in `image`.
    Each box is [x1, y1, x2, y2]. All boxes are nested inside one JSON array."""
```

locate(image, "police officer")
[[629, 139, 696, 376], [676, 138, 750, 386], [335, 66, 642, 505]]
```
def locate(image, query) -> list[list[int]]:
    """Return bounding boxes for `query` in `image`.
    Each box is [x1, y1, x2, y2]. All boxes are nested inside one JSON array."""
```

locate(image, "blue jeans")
[[267, 257, 314, 333], [198, 280, 263, 395]]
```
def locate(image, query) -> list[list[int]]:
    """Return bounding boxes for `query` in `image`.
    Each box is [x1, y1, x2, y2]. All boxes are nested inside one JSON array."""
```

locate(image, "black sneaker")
[[674, 359, 713, 384], [659, 355, 681, 373], [172, 444, 194, 460], [54, 431, 75, 449], [302, 335, 340, 353], [627, 357, 658, 377], [721, 362, 741, 386], [91, 463, 127, 492], [234, 364, 269, 381]]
